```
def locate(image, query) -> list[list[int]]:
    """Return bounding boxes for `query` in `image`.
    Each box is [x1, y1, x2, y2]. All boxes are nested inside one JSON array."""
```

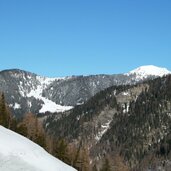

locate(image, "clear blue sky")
[[0, 0, 171, 77]]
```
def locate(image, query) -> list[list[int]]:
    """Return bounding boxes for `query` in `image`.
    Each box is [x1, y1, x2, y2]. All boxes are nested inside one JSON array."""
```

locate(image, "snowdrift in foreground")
[[0, 126, 76, 171]]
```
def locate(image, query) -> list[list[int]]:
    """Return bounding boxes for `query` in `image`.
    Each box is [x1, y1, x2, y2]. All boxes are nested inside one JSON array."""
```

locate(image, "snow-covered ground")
[[27, 76, 73, 113], [28, 87, 73, 113], [0, 126, 76, 171]]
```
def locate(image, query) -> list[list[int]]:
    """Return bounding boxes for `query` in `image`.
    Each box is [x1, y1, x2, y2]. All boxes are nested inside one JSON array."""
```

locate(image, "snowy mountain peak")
[[126, 65, 171, 79]]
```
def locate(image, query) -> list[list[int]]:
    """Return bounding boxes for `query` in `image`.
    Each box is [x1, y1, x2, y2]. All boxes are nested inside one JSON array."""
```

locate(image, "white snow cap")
[[0, 126, 77, 171], [126, 65, 171, 79]]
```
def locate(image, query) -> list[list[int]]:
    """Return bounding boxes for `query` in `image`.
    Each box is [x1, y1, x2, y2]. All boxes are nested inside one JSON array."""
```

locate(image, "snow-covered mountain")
[[0, 126, 76, 171], [0, 66, 170, 117], [126, 65, 171, 80], [0, 69, 73, 117]]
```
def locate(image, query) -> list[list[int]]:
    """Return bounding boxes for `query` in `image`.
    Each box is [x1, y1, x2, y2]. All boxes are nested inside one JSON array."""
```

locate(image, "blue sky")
[[0, 0, 171, 77]]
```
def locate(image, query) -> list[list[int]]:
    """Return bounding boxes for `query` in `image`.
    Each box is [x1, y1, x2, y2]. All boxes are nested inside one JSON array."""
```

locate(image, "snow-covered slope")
[[126, 65, 171, 80], [27, 76, 73, 113], [0, 126, 76, 171]]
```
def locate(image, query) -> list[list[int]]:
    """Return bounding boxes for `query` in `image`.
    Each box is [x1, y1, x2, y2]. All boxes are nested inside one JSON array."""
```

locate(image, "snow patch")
[[122, 103, 130, 113], [76, 102, 84, 106], [28, 101, 32, 108], [95, 120, 112, 141], [14, 103, 21, 109], [122, 91, 129, 96], [9, 104, 13, 108], [39, 99, 73, 113], [18, 84, 25, 97], [27, 78, 73, 113]]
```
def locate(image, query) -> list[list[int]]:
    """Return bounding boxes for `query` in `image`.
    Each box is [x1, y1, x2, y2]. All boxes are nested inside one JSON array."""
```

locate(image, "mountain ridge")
[[1, 65, 170, 78], [0, 65, 170, 117]]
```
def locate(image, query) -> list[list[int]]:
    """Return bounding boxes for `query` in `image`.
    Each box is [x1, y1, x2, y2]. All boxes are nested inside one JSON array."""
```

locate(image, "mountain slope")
[[0, 65, 170, 117], [0, 126, 76, 171], [0, 69, 73, 117], [92, 75, 171, 170], [45, 74, 171, 170]]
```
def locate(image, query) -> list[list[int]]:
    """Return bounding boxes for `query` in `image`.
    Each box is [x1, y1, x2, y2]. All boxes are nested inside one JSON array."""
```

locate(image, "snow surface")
[[14, 103, 21, 109], [95, 120, 112, 141], [39, 99, 73, 113], [126, 65, 171, 80], [9, 103, 21, 109], [0, 126, 76, 171], [122, 91, 129, 96], [27, 85, 73, 113], [27, 76, 73, 113]]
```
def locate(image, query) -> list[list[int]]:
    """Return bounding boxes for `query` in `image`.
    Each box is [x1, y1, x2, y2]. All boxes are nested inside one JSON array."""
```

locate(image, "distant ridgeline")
[[0, 65, 170, 118]]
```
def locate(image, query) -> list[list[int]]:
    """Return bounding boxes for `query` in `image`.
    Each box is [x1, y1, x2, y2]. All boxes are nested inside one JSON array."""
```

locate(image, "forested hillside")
[[45, 75, 171, 170]]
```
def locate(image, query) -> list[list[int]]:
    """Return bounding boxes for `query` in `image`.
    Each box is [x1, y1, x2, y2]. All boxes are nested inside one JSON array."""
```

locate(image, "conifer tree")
[[100, 158, 111, 171], [16, 112, 46, 148], [92, 164, 98, 171], [52, 138, 70, 165], [0, 93, 9, 127], [80, 147, 90, 171]]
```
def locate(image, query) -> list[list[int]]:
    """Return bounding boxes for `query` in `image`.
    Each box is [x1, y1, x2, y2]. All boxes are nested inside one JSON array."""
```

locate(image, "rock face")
[[0, 65, 170, 117]]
